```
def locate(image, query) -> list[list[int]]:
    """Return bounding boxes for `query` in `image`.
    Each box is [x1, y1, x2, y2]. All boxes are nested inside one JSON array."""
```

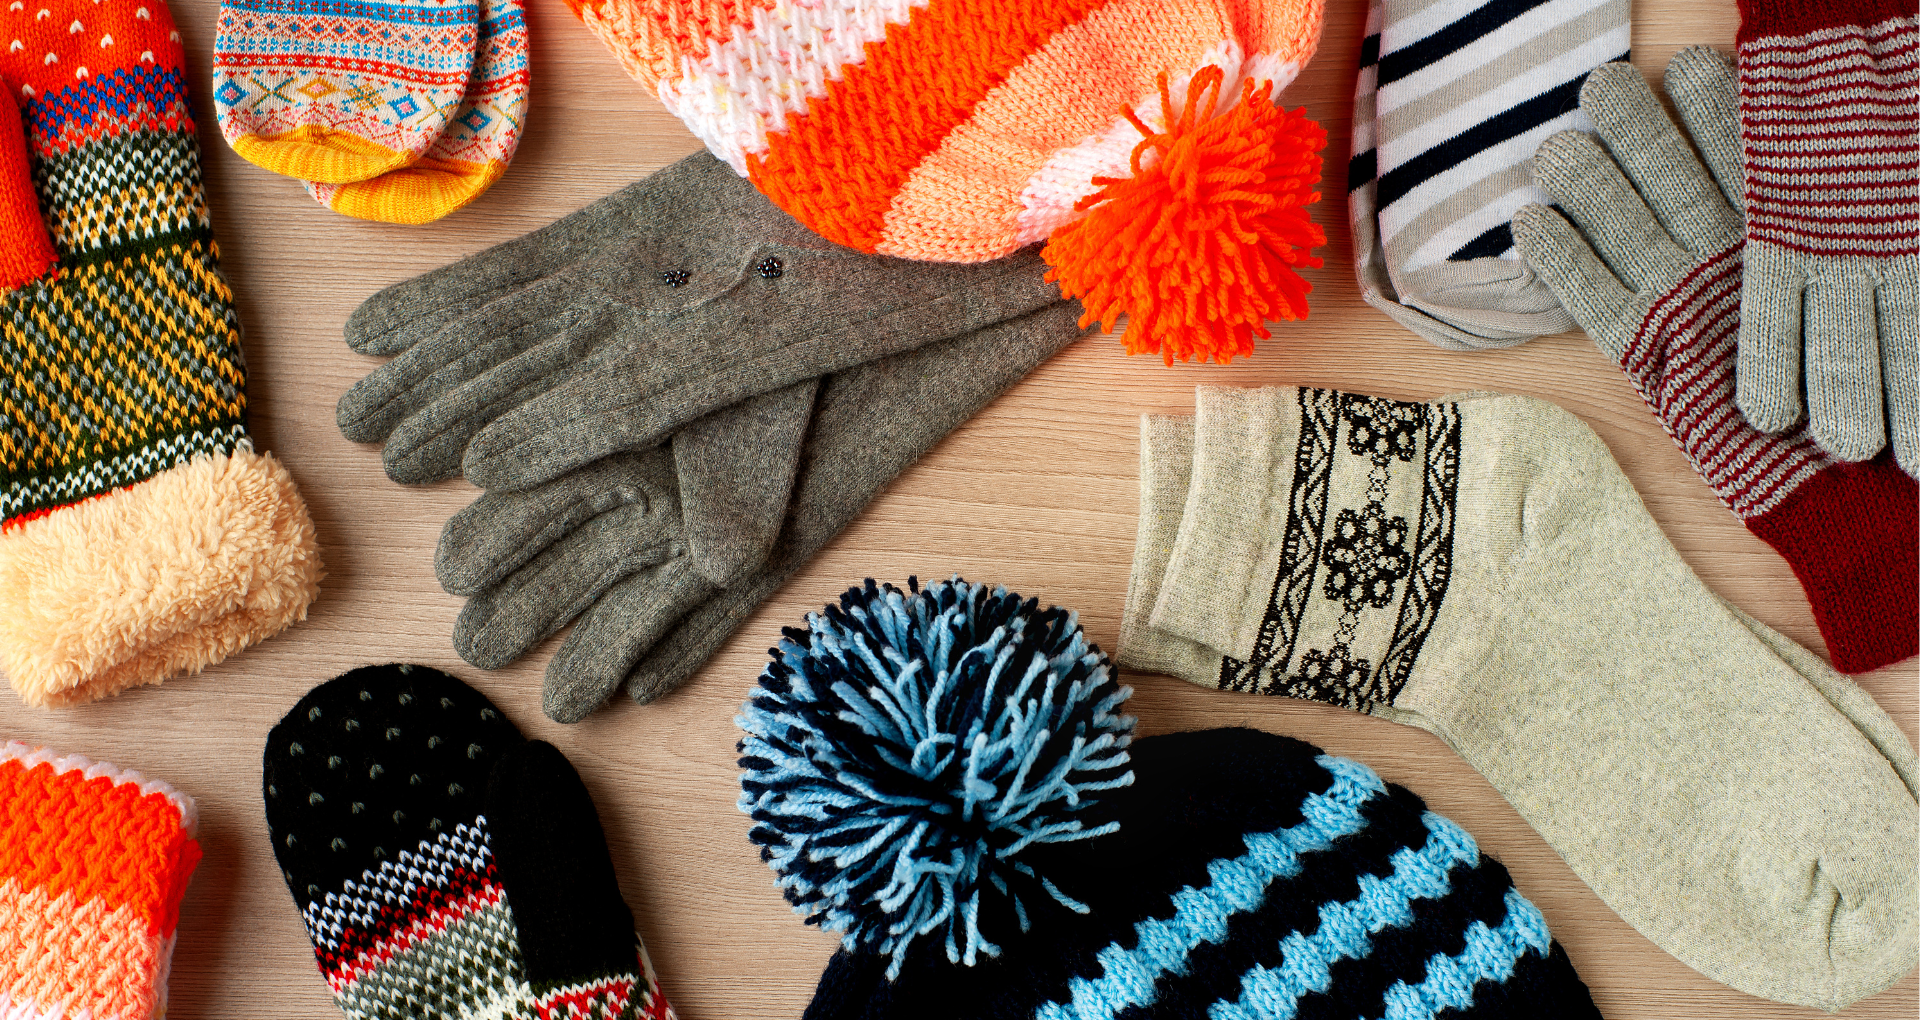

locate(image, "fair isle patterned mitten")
[[1735, 0, 1919, 474], [0, 0, 323, 708], [304, 0, 530, 224], [1347, 0, 1628, 350], [0, 741, 202, 1020], [489, 739, 676, 1019], [265, 664, 675, 1020], [1516, 53, 1917, 673], [212, 0, 478, 184]]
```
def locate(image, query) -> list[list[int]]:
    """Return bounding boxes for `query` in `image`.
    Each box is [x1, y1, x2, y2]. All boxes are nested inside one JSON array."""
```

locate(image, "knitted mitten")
[[212, 0, 478, 183], [0, 0, 323, 708], [1734, 0, 1919, 474], [264, 664, 675, 1019], [304, 0, 530, 224], [0, 741, 202, 1020], [1515, 53, 1917, 673], [489, 739, 676, 1019]]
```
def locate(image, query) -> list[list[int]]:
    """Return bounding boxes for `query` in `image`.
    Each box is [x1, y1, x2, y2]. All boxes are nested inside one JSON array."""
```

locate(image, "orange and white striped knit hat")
[[563, 0, 1331, 364]]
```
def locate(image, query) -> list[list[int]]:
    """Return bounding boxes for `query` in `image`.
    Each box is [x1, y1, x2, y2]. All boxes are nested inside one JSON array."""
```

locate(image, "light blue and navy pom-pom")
[[736, 577, 1134, 980]]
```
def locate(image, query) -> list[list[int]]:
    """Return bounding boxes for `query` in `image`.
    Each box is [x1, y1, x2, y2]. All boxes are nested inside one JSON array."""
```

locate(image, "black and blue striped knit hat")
[[737, 578, 1602, 1020]]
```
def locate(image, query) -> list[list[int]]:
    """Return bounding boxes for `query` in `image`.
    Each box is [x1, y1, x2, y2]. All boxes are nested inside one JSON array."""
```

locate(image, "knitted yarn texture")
[[212, 0, 479, 183], [0, 741, 201, 1020], [0, 0, 323, 707], [303, 0, 532, 223], [1733, 0, 1920, 474], [560, 0, 1331, 363], [1513, 51, 1918, 673], [264, 664, 676, 1020], [739, 578, 1601, 1019]]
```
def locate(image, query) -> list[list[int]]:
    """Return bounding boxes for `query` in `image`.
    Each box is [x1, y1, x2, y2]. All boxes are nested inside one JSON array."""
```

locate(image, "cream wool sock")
[[1117, 386, 1919, 1012]]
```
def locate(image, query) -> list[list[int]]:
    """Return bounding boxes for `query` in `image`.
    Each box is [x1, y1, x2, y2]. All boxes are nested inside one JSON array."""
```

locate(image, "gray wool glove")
[[336, 151, 1066, 491], [436, 301, 1089, 722], [1731, 1, 1919, 476]]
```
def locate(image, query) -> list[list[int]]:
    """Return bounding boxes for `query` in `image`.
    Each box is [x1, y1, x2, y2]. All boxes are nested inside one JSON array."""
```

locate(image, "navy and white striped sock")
[[1349, 0, 1629, 349]]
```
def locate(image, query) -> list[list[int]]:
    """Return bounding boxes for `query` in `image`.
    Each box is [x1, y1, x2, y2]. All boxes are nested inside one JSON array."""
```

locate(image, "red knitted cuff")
[[1737, 0, 1915, 41], [0, 91, 55, 290], [1747, 452, 1918, 674]]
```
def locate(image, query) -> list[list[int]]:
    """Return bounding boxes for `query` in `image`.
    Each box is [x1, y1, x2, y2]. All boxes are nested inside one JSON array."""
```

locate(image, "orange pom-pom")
[[1041, 66, 1328, 365]]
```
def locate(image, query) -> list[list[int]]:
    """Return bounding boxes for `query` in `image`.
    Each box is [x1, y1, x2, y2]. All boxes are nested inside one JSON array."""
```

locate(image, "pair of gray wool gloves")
[[337, 153, 1087, 722]]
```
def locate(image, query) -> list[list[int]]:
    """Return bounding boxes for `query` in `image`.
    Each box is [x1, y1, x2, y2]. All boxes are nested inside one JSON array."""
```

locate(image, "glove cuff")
[[0, 448, 324, 707], [1746, 452, 1918, 674], [1737, 0, 1914, 41], [0, 741, 201, 1020]]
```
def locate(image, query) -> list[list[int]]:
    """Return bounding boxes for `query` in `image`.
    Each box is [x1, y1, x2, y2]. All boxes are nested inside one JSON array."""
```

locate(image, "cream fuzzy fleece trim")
[[0, 448, 324, 708]]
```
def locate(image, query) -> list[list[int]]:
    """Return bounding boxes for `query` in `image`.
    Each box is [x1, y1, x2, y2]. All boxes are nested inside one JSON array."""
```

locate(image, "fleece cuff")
[[0, 447, 323, 707]]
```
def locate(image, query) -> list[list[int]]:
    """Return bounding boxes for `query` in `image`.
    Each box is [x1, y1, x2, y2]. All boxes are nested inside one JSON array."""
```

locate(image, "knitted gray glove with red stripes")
[[1736, 0, 1918, 477], [1513, 51, 1916, 674]]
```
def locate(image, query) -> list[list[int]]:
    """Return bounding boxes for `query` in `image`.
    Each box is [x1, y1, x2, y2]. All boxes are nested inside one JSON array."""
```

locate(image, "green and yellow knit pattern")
[[1, 65, 249, 523]]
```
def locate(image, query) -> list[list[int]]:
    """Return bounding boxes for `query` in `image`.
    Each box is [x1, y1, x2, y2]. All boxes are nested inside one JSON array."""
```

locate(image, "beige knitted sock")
[[1118, 386, 1919, 1012]]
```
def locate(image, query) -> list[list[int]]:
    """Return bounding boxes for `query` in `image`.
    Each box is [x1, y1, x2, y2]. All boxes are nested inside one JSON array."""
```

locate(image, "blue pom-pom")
[[736, 576, 1134, 979]]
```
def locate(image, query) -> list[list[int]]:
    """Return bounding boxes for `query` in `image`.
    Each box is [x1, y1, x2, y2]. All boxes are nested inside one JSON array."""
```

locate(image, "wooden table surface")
[[3, 0, 1915, 1016]]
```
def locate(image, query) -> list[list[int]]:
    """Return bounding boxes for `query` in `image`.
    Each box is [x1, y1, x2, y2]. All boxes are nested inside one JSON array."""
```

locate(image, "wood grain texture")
[[1, 0, 1914, 1017]]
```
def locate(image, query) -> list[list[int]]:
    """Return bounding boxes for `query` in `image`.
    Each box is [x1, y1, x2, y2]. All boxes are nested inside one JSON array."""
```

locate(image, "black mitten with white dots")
[[263, 664, 527, 1019]]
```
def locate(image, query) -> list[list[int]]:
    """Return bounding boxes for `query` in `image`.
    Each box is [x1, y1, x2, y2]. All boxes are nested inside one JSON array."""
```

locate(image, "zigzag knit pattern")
[[0, 0, 248, 525], [304, 0, 531, 223], [211, 0, 479, 182], [266, 665, 678, 1020], [0, 741, 201, 1020], [560, 0, 1326, 262]]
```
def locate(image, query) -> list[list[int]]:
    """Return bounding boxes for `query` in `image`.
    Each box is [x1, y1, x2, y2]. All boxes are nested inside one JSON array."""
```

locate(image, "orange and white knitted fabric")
[[564, 0, 1331, 364], [0, 742, 201, 1020]]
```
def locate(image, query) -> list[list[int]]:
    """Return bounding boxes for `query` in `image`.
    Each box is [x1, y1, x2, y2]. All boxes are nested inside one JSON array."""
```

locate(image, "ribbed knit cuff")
[[1737, 0, 1914, 40], [1746, 451, 1918, 674]]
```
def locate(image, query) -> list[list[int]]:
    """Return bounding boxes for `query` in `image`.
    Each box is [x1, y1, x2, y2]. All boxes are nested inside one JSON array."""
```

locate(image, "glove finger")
[[378, 305, 622, 485], [542, 560, 719, 723], [337, 270, 587, 447], [675, 379, 818, 586], [1736, 243, 1807, 434], [1532, 130, 1689, 293], [621, 569, 785, 708], [1511, 203, 1637, 359], [1579, 60, 1740, 253], [1805, 270, 1886, 461], [460, 311, 815, 492], [620, 301, 1091, 709], [1664, 46, 1744, 217], [437, 448, 677, 596], [343, 177, 672, 356], [1880, 262, 1920, 479], [452, 503, 682, 670]]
